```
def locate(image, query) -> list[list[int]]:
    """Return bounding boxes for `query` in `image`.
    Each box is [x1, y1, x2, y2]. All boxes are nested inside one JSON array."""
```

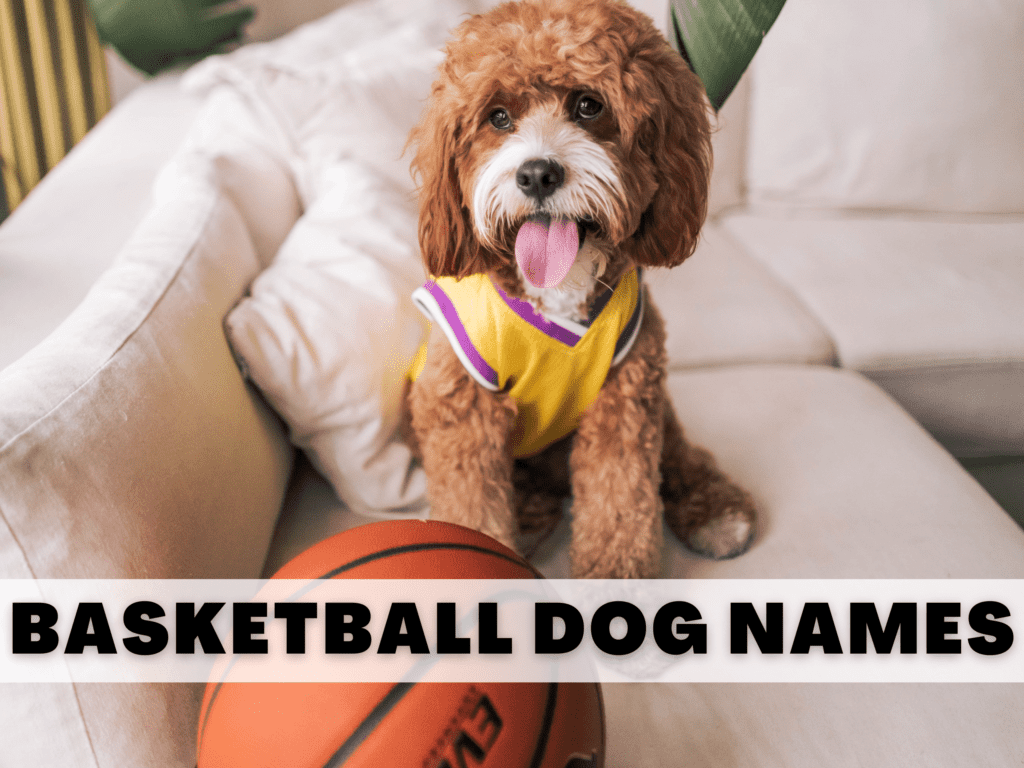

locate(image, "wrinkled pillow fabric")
[[225, 160, 430, 514], [183, 1, 500, 513]]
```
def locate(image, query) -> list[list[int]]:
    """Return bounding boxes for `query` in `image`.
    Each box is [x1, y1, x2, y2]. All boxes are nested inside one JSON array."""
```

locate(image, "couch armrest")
[[0, 73, 200, 372]]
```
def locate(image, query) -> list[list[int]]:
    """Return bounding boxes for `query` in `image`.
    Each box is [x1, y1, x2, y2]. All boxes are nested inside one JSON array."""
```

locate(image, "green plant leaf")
[[87, 0, 255, 76], [670, 0, 787, 111]]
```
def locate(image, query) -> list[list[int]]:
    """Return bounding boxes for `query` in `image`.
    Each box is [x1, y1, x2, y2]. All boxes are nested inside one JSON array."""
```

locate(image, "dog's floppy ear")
[[410, 84, 487, 278], [626, 41, 712, 269]]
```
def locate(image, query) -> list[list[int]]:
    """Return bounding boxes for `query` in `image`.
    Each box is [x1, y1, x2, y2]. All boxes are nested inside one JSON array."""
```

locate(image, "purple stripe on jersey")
[[492, 283, 582, 347], [424, 281, 499, 386]]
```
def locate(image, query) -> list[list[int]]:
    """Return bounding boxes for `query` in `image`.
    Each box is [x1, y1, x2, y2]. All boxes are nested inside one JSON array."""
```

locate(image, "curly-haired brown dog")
[[406, 0, 756, 578]]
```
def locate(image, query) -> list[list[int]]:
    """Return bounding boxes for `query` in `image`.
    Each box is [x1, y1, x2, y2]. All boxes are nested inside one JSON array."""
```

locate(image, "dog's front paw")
[[665, 478, 757, 560], [683, 506, 755, 560]]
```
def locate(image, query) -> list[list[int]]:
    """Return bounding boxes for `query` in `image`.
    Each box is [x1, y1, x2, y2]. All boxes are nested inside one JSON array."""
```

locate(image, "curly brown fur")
[[408, 326, 520, 548], [407, 0, 756, 577], [409, 0, 711, 284], [568, 301, 667, 577], [660, 397, 757, 559], [513, 435, 572, 557]]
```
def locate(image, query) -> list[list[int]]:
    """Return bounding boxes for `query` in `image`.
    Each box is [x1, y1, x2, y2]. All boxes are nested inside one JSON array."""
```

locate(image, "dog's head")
[[411, 0, 711, 295]]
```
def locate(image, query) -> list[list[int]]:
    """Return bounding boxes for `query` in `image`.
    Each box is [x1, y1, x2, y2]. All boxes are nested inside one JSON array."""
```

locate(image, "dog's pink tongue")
[[515, 216, 578, 288]]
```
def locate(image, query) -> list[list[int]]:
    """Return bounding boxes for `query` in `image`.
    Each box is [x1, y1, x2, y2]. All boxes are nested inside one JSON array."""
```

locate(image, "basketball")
[[196, 520, 605, 767]]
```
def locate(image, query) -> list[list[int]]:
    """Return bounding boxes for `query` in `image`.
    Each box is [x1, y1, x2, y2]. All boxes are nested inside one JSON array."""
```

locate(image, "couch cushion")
[[658, 365, 1024, 578], [745, 0, 1024, 214], [722, 213, 1024, 457], [649, 223, 835, 369], [0, 156, 293, 578], [265, 364, 1024, 765], [0, 147, 295, 765], [267, 365, 1024, 579], [0, 73, 200, 372], [605, 683, 1024, 768]]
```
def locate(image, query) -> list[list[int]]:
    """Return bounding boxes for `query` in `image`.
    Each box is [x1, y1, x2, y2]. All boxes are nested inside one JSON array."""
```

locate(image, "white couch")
[[1, 0, 1022, 766], [678, 0, 1024, 524]]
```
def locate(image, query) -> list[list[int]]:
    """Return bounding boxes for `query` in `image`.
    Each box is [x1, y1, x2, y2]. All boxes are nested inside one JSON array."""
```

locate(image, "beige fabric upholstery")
[[0, 155, 294, 575], [649, 223, 835, 370], [605, 683, 1024, 767], [723, 213, 1024, 456], [268, 365, 1024, 581], [0, 147, 295, 766], [745, 0, 1024, 214], [706, 74, 750, 218], [0, 74, 200, 371], [265, 365, 1024, 766], [658, 366, 1024, 579]]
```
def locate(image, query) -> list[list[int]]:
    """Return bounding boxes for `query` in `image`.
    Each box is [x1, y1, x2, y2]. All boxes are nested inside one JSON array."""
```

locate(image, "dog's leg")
[[409, 333, 518, 549], [569, 308, 667, 578], [513, 437, 572, 557], [660, 397, 756, 559]]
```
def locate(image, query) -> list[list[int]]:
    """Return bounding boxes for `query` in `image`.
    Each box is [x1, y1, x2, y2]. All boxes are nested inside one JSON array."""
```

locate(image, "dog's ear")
[[625, 41, 712, 269], [410, 84, 488, 278]]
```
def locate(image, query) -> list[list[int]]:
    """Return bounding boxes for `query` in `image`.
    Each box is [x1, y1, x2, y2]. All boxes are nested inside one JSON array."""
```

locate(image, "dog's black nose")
[[516, 158, 564, 201]]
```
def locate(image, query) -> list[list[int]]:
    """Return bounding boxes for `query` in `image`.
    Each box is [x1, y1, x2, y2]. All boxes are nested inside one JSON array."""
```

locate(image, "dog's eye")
[[489, 108, 512, 130], [575, 96, 603, 121]]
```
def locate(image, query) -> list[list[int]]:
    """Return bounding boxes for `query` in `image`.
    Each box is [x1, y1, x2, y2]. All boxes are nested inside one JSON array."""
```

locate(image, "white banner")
[[2, 579, 1020, 684]]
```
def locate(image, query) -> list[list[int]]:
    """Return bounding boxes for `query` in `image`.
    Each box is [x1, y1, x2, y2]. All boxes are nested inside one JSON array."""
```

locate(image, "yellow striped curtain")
[[0, 0, 109, 221]]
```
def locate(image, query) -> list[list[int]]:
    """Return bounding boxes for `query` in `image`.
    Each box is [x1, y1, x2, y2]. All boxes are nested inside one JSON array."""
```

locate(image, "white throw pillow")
[[225, 160, 430, 515], [186, 0, 505, 515], [746, 0, 1024, 214], [184, 0, 494, 200]]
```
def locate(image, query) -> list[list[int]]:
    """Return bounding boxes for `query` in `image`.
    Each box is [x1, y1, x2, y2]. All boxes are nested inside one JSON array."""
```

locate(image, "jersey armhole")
[[412, 284, 501, 391]]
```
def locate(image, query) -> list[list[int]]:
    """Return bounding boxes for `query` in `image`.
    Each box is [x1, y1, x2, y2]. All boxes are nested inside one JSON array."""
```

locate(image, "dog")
[[405, 0, 756, 577]]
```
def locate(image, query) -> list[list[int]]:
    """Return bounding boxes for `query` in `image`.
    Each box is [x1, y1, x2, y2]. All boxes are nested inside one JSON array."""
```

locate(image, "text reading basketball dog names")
[[9, 599, 1014, 657]]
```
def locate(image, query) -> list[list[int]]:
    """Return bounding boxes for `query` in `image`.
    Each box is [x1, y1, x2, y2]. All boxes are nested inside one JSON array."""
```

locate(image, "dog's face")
[[411, 0, 711, 299]]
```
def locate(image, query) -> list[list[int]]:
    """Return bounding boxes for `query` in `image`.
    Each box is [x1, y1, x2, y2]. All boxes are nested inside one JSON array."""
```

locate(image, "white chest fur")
[[519, 239, 610, 324]]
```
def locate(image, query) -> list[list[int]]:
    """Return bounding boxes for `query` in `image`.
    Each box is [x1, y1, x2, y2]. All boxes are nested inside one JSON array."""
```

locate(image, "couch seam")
[[859, 358, 1024, 376], [738, 200, 1024, 223], [0, 499, 41, 580], [69, 683, 103, 768], [713, 223, 841, 366]]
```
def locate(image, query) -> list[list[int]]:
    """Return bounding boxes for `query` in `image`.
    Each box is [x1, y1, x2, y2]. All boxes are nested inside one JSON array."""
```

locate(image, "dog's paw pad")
[[685, 509, 754, 560]]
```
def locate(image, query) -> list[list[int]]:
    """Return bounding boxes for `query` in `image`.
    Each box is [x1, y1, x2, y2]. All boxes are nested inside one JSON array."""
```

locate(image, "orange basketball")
[[196, 520, 605, 767]]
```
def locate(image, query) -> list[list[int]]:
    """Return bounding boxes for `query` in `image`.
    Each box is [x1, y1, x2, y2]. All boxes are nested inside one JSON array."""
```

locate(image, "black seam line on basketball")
[[528, 682, 559, 768], [284, 541, 542, 605], [198, 542, 540, 749], [197, 678, 226, 754], [322, 682, 417, 768], [314, 542, 544, 582]]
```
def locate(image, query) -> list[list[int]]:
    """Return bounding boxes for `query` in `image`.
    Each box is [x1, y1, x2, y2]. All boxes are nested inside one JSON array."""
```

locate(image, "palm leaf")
[[670, 0, 787, 111]]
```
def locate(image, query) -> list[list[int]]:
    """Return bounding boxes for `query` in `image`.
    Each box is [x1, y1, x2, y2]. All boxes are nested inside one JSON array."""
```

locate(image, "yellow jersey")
[[410, 268, 644, 458]]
